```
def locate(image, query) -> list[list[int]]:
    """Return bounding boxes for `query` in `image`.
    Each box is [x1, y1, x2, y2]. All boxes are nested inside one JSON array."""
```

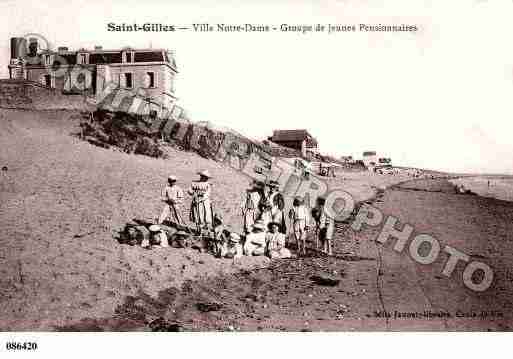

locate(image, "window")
[[44, 55, 52, 66], [124, 51, 134, 63], [78, 53, 88, 64], [124, 73, 133, 88], [43, 74, 53, 88], [146, 71, 156, 88]]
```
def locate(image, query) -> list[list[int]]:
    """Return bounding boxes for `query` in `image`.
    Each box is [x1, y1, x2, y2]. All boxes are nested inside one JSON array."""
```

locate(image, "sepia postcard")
[[0, 0, 512, 356]]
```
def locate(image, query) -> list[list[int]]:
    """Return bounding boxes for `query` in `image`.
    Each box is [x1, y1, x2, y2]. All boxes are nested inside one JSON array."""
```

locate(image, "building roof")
[[134, 51, 164, 62], [363, 151, 377, 156], [28, 48, 176, 70], [271, 129, 317, 146], [88, 52, 123, 64]]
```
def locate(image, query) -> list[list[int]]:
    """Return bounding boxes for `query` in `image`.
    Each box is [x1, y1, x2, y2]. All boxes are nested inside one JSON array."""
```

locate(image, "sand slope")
[[0, 109, 414, 331], [0, 109, 270, 330], [135, 179, 513, 331]]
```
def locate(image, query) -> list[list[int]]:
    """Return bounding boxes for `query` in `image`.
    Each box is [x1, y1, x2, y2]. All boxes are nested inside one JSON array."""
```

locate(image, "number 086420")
[[6, 342, 38, 351]]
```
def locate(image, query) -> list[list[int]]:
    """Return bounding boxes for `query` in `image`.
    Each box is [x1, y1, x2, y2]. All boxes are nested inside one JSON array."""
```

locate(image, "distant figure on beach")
[[158, 175, 184, 225], [188, 170, 213, 231], [455, 184, 465, 194], [0, 165, 15, 193]]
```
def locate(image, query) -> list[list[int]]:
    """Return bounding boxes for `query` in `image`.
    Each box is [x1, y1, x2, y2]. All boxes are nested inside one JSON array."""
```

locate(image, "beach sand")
[[90, 179, 513, 331], [4, 108, 508, 331], [0, 109, 412, 331], [451, 177, 513, 202]]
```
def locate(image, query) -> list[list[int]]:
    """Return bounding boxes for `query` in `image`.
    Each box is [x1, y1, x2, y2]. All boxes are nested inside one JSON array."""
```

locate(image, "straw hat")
[[253, 180, 265, 188], [168, 175, 177, 182], [229, 233, 241, 243], [197, 170, 212, 178], [149, 224, 161, 232], [293, 196, 304, 206], [253, 221, 266, 231], [267, 221, 280, 230], [268, 180, 280, 188]]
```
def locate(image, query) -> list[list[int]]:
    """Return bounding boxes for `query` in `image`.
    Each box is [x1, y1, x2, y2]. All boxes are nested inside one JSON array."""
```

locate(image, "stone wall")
[[0, 80, 93, 111]]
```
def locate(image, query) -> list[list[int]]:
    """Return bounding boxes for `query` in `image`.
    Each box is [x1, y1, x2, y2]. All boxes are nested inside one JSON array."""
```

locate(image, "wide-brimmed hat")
[[149, 224, 161, 232], [168, 175, 177, 182], [253, 180, 265, 188], [229, 233, 241, 243], [253, 221, 266, 231], [267, 221, 280, 230], [293, 196, 304, 205], [268, 180, 280, 188], [197, 170, 212, 178]]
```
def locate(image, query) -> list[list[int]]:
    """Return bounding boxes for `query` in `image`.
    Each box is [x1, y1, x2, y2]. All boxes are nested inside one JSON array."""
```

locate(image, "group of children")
[[241, 178, 335, 256], [152, 172, 335, 259], [212, 216, 290, 259]]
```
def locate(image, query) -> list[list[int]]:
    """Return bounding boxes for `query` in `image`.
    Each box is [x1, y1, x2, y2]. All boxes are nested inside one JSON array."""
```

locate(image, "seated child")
[[243, 220, 267, 256], [266, 222, 292, 259], [148, 224, 169, 248], [220, 232, 243, 259]]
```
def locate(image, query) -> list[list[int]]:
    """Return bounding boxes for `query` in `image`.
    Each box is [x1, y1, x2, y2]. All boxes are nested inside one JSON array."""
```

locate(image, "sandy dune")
[[0, 109, 270, 330], [0, 109, 413, 331], [131, 179, 513, 331]]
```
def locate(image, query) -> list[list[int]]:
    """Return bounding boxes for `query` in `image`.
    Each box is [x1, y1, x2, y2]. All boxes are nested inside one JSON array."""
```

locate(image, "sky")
[[1, 0, 512, 174]]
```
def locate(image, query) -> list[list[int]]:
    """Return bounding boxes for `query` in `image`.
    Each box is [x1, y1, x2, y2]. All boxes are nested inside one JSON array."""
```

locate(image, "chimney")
[[10, 37, 27, 59], [28, 38, 38, 57]]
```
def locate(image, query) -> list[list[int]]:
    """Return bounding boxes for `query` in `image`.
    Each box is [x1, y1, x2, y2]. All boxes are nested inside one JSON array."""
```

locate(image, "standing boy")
[[158, 175, 184, 225], [188, 170, 213, 231], [315, 197, 334, 255], [288, 196, 310, 256]]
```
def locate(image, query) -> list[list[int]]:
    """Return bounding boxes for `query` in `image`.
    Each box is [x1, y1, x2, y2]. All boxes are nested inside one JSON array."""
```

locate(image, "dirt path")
[[106, 179, 511, 332]]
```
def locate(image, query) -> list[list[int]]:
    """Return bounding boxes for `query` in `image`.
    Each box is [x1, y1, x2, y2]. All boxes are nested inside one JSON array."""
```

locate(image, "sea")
[[450, 177, 513, 202]]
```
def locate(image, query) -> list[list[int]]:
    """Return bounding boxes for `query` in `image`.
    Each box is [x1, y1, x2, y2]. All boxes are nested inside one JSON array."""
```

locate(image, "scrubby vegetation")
[[79, 110, 166, 158]]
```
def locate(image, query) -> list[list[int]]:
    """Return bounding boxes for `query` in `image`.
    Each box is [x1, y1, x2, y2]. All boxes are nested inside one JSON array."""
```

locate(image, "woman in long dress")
[[258, 180, 280, 228], [270, 192, 287, 234], [188, 170, 213, 231]]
